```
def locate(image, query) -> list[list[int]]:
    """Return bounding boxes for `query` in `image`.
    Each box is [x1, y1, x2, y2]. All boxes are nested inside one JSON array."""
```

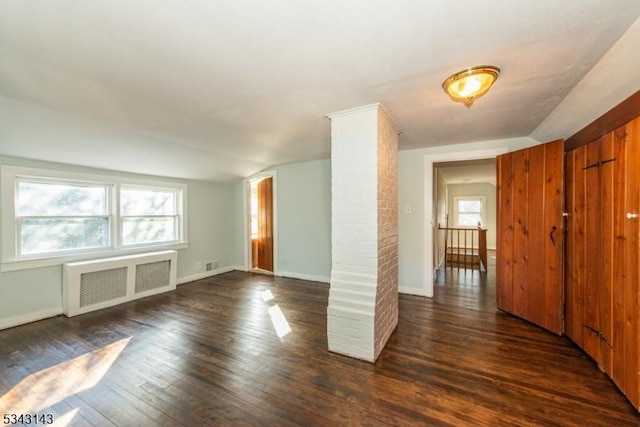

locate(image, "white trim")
[[1, 164, 188, 271], [0, 308, 63, 331], [245, 170, 279, 275], [423, 148, 508, 298], [177, 265, 237, 285], [398, 286, 426, 296], [1, 242, 188, 272], [326, 103, 380, 119], [277, 271, 330, 284], [327, 103, 400, 135], [2, 166, 19, 261], [232, 264, 248, 272]]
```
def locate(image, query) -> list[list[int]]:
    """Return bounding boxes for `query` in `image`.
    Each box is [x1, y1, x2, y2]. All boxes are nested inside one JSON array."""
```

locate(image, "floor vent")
[[63, 251, 177, 317]]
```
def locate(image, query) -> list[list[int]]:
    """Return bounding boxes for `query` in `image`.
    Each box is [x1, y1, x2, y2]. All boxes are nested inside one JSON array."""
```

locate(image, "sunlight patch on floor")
[[0, 337, 131, 414], [260, 289, 274, 302], [268, 304, 292, 338], [51, 408, 79, 427]]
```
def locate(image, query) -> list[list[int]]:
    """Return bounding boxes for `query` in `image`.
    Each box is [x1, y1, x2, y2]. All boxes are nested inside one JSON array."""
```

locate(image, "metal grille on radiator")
[[135, 260, 171, 294], [79, 267, 128, 307]]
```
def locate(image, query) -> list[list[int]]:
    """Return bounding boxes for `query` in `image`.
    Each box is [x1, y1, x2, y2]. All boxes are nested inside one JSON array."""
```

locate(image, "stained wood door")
[[565, 136, 610, 365], [256, 177, 274, 272], [496, 140, 564, 335], [620, 117, 640, 408], [566, 118, 640, 408]]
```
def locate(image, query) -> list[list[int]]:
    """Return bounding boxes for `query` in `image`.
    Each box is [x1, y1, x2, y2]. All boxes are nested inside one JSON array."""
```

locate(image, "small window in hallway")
[[453, 196, 485, 227]]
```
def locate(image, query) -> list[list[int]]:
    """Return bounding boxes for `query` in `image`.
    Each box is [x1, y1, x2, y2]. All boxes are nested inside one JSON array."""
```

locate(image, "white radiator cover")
[[63, 250, 177, 317]]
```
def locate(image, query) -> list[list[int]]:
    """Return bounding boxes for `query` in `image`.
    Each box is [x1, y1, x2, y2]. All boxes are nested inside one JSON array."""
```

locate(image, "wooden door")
[[612, 118, 640, 407], [565, 136, 612, 366], [620, 117, 640, 407], [565, 117, 640, 409], [496, 140, 564, 335], [256, 177, 274, 272]]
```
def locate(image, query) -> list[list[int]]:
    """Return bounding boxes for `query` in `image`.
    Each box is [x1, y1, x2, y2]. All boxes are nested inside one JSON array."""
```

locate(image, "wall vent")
[[63, 251, 177, 317]]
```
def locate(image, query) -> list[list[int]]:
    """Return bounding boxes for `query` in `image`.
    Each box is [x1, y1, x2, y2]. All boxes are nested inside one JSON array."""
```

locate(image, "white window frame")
[[15, 177, 115, 258], [1, 165, 188, 272], [119, 184, 183, 248], [453, 195, 486, 228]]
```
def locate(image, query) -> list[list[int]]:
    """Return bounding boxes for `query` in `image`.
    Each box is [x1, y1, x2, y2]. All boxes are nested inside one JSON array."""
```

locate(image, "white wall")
[[271, 159, 331, 282], [233, 180, 247, 269], [179, 179, 237, 280], [447, 182, 497, 249], [234, 159, 332, 283], [0, 154, 237, 329]]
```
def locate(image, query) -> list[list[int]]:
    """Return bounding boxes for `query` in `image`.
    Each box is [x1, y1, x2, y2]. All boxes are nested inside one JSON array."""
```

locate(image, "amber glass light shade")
[[442, 65, 500, 107]]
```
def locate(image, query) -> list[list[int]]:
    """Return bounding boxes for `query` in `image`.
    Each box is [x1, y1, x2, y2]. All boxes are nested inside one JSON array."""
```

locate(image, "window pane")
[[21, 218, 109, 255], [122, 217, 177, 245], [121, 189, 176, 215], [18, 182, 107, 216], [458, 213, 482, 226], [458, 200, 482, 213]]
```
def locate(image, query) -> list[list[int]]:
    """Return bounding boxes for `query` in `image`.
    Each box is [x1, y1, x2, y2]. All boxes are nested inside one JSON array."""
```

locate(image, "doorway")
[[434, 158, 497, 275], [422, 147, 508, 297], [247, 172, 277, 274]]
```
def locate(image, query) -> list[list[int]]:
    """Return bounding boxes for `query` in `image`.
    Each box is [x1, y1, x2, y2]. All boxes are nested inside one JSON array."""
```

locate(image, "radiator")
[[62, 250, 177, 317]]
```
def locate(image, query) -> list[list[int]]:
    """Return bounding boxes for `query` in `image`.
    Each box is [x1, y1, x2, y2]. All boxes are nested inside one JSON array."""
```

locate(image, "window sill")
[[1, 242, 188, 272]]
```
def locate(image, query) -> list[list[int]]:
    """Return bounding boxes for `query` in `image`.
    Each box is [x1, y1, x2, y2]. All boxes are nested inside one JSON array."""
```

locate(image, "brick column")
[[327, 103, 399, 362]]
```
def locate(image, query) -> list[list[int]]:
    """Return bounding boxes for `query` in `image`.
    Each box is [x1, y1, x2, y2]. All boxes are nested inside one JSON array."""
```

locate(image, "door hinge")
[[601, 334, 615, 349], [583, 324, 615, 349], [582, 158, 617, 170], [582, 162, 600, 170], [583, 323, 599, 334]]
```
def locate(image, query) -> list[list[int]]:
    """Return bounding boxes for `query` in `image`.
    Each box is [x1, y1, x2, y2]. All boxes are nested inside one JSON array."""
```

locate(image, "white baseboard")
[[398, 286, 429, 297], [177, 265, 237, 285], [277, 271, 330, 284], [0, 308, 63, 331]]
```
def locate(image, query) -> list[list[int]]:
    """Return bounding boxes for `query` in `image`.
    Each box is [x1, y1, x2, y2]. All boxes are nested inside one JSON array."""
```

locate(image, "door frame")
[[422, 148, 508, 297], [244, 170, 279, 275]]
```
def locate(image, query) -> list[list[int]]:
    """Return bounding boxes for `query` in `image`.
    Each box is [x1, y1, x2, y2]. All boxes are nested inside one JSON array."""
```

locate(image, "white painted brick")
[[328, 104, 398, 362]]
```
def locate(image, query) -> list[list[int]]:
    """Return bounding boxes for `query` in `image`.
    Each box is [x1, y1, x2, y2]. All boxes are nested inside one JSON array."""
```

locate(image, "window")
[[1, 165, 187, 271], [17, 180, 111, 256], [453, 196, 485, 227], [120, 187, 180, 246]]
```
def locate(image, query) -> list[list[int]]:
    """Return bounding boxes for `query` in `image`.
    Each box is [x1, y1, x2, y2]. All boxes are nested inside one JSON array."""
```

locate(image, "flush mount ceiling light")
[[442, 65, 500, 107]]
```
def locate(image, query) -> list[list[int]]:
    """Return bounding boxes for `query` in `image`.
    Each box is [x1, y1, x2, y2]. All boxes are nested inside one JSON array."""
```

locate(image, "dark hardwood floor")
[[1, 265, 639, 426]]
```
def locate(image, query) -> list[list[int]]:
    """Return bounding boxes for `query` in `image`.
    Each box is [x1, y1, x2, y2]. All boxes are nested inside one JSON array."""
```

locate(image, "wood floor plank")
[[1, 269, 639, 426]]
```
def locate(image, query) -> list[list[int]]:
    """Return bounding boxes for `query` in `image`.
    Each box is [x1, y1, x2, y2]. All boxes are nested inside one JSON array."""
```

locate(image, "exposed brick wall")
[[374, 108, 399, 358], [327, 104, 398, 362]]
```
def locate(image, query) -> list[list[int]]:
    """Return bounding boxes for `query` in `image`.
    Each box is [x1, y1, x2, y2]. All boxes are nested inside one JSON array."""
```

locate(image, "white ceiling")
[[1, 1, 640, 182], [436, 159, 496, 187]]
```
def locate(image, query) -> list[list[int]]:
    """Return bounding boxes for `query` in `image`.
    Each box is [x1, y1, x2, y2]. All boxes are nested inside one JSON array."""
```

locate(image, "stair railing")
[[438, 222, 488, 271]]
